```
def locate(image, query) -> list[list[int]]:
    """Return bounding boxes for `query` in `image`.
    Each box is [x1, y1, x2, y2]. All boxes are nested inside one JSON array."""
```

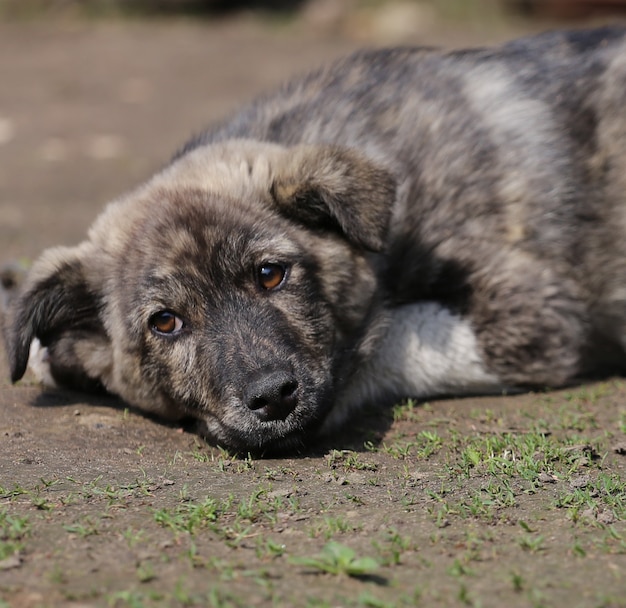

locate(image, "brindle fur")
[[4, 27, 626, 453]]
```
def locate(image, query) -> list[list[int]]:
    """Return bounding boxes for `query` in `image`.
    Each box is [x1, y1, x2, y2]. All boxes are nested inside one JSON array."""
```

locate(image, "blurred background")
[[0, 0, 624, 261], [2, 0, 626, 20]]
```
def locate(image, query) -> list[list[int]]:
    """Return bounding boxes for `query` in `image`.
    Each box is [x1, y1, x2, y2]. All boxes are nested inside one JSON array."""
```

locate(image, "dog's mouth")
[[196, 382, 334, 455]]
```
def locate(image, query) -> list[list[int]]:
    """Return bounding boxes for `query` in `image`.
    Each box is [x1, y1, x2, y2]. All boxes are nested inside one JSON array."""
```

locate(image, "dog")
[[4, 26, 626, 454]]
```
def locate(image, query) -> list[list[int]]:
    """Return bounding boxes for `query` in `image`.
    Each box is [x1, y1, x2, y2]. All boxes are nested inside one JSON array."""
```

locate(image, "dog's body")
[[5, 26, 626, 453]]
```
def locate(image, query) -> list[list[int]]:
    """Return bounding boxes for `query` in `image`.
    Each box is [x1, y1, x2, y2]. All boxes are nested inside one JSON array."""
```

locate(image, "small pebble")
[[0, 553, 22, 571], [267, 488, 292, 500], [597, 510, 617, 525], [538, 472, 556, 484], [580, 507, 596, 521], [569, 474, 591, 489]]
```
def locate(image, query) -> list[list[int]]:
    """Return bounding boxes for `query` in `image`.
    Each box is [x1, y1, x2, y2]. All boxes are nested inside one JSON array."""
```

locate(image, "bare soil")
[[1, 15, 626, 608]]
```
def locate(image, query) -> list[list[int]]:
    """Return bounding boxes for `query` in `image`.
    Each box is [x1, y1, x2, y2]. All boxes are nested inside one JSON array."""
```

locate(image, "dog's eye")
[[149, 311, 183, 335], [257, 262, 288, 291]]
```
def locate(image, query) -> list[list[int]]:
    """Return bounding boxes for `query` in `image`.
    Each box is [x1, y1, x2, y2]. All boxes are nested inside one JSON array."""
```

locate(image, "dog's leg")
[[27, 338, 58, 388], [324, 302, 504, 432], [468, 259, 588, 388], [371, 302, 502, 397]]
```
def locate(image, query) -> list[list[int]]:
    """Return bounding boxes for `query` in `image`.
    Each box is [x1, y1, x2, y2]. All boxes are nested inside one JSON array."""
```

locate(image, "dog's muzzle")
[[242, 368, 299, 422]]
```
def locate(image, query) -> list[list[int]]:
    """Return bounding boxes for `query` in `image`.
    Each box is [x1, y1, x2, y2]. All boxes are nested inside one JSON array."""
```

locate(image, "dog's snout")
[[244, 370, 299, 421]]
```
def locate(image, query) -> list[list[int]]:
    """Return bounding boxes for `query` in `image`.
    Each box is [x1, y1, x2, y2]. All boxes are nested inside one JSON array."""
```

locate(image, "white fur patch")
[[326, 303, 502, 430], [27, 338, 58, 388]]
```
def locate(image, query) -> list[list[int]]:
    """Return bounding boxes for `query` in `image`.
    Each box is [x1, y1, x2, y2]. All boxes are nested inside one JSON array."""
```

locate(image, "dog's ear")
[[270, 145, 396, 251], [4, 245, 107, 385]]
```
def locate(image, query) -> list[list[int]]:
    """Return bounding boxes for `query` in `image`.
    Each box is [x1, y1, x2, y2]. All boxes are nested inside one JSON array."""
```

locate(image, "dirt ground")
[[1, 12, 626, 608]]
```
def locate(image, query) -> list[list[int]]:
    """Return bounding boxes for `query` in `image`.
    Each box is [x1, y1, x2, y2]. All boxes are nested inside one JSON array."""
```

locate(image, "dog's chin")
[[196, 399, 332, 456]]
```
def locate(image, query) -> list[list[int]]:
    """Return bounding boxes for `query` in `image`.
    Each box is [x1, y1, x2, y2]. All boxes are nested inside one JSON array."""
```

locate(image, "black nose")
[[243, 370, 299, 421]]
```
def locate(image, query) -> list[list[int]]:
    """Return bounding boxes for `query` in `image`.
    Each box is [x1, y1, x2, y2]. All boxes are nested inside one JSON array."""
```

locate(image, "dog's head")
[[4, 141, 395, 453]]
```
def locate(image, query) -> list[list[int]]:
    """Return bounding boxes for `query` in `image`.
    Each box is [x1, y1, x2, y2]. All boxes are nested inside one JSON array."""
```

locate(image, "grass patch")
[[290, 541, 380, 578], [0, 508, 29, 560], [153, 496, 222, 535]]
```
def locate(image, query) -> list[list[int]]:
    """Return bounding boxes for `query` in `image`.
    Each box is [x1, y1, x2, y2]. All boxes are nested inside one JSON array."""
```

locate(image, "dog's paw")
[[27, 338, 58, 388]]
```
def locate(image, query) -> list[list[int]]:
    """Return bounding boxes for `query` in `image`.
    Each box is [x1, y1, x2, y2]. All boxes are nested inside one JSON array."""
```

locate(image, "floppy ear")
[[270, 145, 396, 251], [4, 245, 107, 386]]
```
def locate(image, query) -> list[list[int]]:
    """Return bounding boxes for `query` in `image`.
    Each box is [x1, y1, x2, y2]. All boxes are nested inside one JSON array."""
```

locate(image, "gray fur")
[[4, 26, 626, 453]]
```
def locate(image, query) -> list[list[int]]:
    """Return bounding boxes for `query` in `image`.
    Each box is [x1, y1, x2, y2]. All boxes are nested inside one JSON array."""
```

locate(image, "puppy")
[[4, 26, 626, 453]]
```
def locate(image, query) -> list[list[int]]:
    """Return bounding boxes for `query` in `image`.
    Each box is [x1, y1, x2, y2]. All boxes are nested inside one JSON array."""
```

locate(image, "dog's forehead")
[[90, 140, 295, 255], [153, 139, 289, 201], [133, 188, 301, 264]]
